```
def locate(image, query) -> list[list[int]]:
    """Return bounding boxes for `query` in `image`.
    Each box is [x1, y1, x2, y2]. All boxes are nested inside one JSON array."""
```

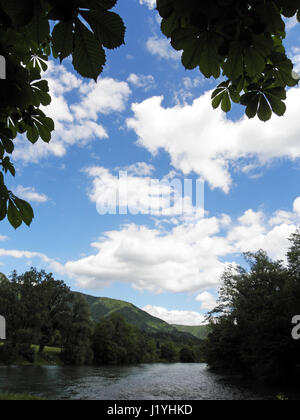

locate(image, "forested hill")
[[77, 293, 175, 333], [172, 325, 210, 340], [77, 293, 209, 339]]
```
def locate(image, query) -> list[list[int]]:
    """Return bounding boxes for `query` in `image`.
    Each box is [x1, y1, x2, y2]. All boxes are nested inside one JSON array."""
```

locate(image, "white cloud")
[[0, 236, 8, 242], [196, 292, 217, 311], [64, 197, 300, 293], [139, 0, 156, 9], [182, 77, 204, 90], [143, 305, 205, 326], [127, 87, 300, 193], [293, 197, 300, 218], [13, 62, 131, 163], [0, 248, 64, 273], [85, 166, 203, 218], [122, 162, 155, 177], [14, 186, 48, 203], [127, 74, 156, 91], [286, 16, 298, 31], [71, 78, 131, 120], [146, 36, 181, 61]]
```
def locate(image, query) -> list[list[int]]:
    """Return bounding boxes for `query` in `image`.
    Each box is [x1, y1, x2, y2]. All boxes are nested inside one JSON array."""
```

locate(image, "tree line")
[[205, 229, 300, 384], [0, 269, 204, 366]]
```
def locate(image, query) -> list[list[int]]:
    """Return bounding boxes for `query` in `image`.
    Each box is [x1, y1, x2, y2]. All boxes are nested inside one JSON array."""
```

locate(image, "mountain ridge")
[[77, 293, 209, 340]]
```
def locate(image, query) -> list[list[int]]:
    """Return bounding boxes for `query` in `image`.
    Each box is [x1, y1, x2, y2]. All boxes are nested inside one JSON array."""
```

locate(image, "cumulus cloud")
[[127, 74, 156, 91], [146, 36, 181, 61], [64, 197, 300, 293], [122, 162, 155, 177], [0, 248, 64, 273], [143, 305, 205, 326], [196, 292, 217, 311], [85, 166, 203, 218], [13, 62, 131, 163], [139, 0, 156, 9], [13, 186, 48, 203], [127, 87, 300, 193]]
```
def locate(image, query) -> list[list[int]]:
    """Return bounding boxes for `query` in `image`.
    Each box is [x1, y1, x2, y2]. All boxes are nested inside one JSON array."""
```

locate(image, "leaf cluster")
[[157, 0, 300, 121], [0, 0, 125, 228]]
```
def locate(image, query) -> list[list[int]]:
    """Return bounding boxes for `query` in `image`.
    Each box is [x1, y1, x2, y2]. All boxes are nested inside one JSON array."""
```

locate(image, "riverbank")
[[0, 393, 46, 400], [0, 345, 63, 367]]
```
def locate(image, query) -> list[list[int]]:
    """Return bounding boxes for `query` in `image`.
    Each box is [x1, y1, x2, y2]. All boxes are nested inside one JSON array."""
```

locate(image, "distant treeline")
[[0, 270, 204, 366], [205, 229, 300, 384]]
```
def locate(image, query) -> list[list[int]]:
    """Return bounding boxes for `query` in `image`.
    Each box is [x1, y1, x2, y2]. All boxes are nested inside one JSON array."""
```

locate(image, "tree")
[[205, 250, 300, 383], [180, 346, 196, 363], [1, 0, 300, 228], [160, 342, 177, 362], [157, 0, 300, 121], [61, 294, 93, 365]]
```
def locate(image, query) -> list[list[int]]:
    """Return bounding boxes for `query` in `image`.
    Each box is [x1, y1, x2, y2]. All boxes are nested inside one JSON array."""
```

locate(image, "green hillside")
[[172, 325, 210, 340], [78, 293, 209, 341], [78, 293, 175, 334]]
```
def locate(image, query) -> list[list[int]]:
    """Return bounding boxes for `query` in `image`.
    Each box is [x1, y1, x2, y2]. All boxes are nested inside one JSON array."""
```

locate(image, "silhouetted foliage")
[[205, 231, 300, 384]]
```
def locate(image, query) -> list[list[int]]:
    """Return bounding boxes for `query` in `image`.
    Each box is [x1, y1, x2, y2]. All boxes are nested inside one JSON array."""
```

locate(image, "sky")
[[1, 0, 300, 326]]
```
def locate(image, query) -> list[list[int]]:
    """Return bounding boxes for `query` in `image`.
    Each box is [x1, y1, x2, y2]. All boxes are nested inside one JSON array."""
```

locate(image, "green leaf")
[[161, 11, 180, 38], [223, 43, 244, 81], [7, 199, 22, 229], [95, 0, 118, 10], [52, 20, 74, 62], [0, 0, 34, 27], [73, 19, 106, 80], [198, 33, 222, 79], [0, 198, 7, 222], [212, 92, 224, 109], [1, 138, 14, 154], [14, 198, 34, 227], [257, 95, 272, 122], [27, 125, 39, 144], [265, 93, 286, 116], [244, 48, 266, 77], [221, 92, 231, 112], [81, 10, 126, 50], [181, 40, 201, 70], [240, 92, 260, 119], [171, 28, 198, 51], [35, 121, 51, 143], [26, 5, 50, 45], [157, 0, 174, 19]]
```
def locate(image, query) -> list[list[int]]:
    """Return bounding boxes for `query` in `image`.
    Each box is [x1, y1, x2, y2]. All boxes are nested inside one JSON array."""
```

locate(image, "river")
[[0, 363, 295, 400]]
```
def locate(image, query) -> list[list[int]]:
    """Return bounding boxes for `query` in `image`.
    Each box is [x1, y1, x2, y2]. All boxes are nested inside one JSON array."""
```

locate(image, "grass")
[[0, 393, 46, 400], [0, 343, 63, 367]]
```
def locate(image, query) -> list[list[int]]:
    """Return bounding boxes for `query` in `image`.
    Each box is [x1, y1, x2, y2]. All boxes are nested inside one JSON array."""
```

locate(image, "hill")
[[172, 325, 210, 340], [77, 293, 175, 334], [78, 293, 207, 340]]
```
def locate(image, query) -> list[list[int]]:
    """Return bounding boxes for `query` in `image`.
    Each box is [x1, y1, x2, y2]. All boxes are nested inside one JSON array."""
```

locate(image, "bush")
[[16, 343, 35, 363], [0, 342, 17, 365]]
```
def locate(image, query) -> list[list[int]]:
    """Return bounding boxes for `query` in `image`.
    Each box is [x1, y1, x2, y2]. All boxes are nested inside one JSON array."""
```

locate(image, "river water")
[[0, 363, 295, 400]]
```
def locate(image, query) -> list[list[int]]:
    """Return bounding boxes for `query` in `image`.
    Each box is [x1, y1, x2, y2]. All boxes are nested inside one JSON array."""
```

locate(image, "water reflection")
[[0, 364, 293, 400]]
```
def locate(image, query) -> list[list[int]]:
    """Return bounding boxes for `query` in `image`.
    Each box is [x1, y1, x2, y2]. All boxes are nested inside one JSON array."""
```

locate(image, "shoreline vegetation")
[[0, 269, 205, 368], [0, 393, 46, 401]]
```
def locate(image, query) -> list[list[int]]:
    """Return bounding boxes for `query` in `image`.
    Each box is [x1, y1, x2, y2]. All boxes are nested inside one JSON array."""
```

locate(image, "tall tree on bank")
[[205, 240, 300, 383], [1, 0, 300, 228]]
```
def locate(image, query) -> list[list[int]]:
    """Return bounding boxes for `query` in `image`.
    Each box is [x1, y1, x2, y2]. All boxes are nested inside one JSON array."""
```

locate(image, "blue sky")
[[1, 0, 300, 325]]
